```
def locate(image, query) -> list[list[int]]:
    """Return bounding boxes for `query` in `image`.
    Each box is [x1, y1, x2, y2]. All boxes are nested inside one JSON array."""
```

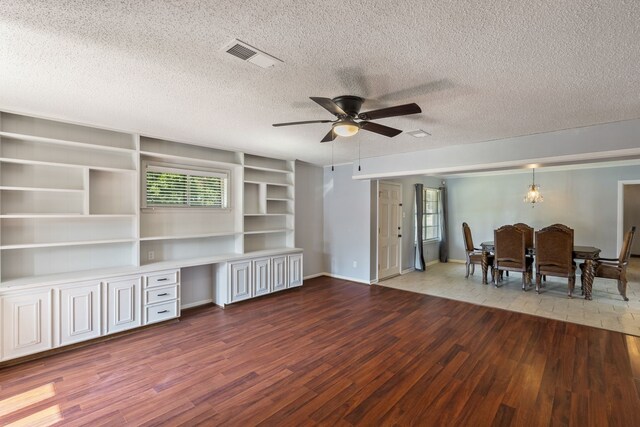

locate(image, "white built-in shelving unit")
[[242, 154, 295, 253], [0, 110, 303, 364], [0, 112, 138, 281], [0, 111, 298, 284]]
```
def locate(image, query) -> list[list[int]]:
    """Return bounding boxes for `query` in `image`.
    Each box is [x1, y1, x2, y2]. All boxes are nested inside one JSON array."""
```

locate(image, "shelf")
[[0, 157, 136, 174], [244, 180, 292, 187], [243, 165, 291, 174], [140, 231, 240, 241], [243, 229, 292, 235], [0, 238, 136, 250], [0, 131, 135, 154], [140, 151, 239, 168], [266, 197, 292, 202], [0, 214, 136, 219], [0, 186, 84, 193], [244, 213, 290, 217]]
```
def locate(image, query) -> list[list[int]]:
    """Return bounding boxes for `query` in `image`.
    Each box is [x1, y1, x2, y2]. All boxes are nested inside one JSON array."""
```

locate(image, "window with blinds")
[[144, 164, 229, 208]]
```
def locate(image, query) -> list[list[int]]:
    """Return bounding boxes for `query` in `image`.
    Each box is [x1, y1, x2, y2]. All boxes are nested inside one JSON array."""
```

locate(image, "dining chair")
[[580, 226, 636, 301], [494, 225, 532, 290], [513, 223, 534, 251], [462, 222, 494, 281], [535, 224, 575, 296]]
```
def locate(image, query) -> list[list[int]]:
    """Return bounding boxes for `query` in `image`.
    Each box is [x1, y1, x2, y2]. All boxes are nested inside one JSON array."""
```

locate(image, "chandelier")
[[524, 168, 543, 207]]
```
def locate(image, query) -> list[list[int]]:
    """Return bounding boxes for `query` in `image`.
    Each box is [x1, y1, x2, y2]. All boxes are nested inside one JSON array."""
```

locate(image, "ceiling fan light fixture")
[[333, 120, 360, 137]]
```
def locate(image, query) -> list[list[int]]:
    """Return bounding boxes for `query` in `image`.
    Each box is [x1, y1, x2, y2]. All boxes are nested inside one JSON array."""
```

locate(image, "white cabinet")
[[229, 261, 252, 303], [253, 257, 271, 296], [288, 253, 303, 288], [1, 290, 52, 360], [143, 269, 180, 325], [104, 276, 141, 334], [272, 256, 287, 292], [58, 281, 101, 346]]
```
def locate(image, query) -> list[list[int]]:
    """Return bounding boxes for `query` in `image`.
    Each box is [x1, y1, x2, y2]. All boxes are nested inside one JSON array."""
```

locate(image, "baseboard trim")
[[304, 272, 325, 280], [426, 260, 440, 267], [401, 267, 415, 274], [322, 272, 372, 285], [181, 299, 213, 310], [449, 259, 466, 264]]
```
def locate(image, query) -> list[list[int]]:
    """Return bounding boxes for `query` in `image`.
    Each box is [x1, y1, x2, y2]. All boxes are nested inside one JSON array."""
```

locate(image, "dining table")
[[479, 241, 601, 300]]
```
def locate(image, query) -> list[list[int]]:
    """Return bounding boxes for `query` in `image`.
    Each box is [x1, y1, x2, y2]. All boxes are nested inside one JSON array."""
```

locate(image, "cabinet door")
[[253, 257, 271, 296], [2, 290, 52, 360], [59, 282, 102, 346], [106, 277, 141, 334], [229, 261, 252, 303], [272, 256, 287, 292], [288, 253, 303, 288]]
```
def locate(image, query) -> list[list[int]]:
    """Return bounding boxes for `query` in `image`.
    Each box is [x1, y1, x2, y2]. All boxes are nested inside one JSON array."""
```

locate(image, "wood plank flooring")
[[1, 276, 640, 426]]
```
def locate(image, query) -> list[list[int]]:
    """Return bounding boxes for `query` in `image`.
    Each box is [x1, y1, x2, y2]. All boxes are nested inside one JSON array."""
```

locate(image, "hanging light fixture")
[[524, 168, 543, 207]]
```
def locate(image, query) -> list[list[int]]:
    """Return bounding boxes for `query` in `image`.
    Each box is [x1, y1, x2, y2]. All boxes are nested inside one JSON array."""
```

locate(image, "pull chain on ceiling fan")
[[273, 95, 422, 143]]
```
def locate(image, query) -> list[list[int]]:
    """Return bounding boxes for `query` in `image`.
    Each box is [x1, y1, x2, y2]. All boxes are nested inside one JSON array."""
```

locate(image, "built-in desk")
[[0, 248, 303, 363]]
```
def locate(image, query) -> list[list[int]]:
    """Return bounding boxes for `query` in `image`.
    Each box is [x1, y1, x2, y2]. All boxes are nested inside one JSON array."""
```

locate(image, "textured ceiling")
[[1, 0, 639, 166]]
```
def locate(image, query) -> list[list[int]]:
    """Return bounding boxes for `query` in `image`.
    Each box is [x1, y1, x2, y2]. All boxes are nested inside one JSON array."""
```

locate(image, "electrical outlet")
[[148, 251, 155, 261], [353, 261, 358, 268]]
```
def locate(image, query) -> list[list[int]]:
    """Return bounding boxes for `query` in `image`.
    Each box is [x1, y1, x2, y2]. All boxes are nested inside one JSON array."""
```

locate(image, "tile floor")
[[381, 258, 640, 336]]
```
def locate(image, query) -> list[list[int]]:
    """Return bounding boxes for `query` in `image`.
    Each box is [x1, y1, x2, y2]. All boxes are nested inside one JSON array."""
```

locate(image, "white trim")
[[448, 259, 466, 264], [181, 299, 213, 309], [322, 272, 372, 285], [303, 272, 325, 280], [426, 260, 440, 267], [617, 180, 640, 253], [401, 267, 415, 274]]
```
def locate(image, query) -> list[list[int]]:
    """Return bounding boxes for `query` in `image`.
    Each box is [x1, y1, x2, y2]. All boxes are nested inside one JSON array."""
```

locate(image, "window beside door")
[[419, 188, 441, 242]]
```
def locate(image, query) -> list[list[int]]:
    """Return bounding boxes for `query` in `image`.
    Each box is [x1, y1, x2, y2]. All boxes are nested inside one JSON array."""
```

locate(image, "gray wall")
[[295, 161, 325, 277], [386, 176, 443, 270], [323, 164, 372, 282], [624, 184, 640, 255], [447, 165, 640, 261]]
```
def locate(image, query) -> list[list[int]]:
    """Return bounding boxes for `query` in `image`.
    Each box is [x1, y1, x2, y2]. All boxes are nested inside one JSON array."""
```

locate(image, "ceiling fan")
[[272, 96, 422, 142]]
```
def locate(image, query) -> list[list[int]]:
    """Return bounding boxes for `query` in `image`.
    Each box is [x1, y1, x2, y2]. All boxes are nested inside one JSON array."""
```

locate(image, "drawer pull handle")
[[157, 278, 168, 282], [157, 293, 169, 296], [158, 310, 170, 314]]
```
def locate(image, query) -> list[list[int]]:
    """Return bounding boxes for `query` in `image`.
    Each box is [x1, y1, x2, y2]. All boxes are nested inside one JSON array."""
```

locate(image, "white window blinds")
[[145, 165, 228, 208]]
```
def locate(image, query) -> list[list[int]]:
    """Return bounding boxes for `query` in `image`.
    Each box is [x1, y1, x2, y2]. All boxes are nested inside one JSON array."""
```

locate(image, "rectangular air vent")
[[223, 39, 283, 69]]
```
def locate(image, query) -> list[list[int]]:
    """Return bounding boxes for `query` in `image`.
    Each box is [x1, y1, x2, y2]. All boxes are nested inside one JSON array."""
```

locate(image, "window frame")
[[422, 187, 441, 243], [141, 161, 231, 211]]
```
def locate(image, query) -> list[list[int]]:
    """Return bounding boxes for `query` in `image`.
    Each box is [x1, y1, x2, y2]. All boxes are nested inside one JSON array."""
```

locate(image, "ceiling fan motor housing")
[[332, 95, 364, 117]]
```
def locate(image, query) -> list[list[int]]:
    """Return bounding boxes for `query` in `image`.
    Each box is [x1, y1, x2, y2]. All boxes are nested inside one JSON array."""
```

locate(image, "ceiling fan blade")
[[272, 119, 334, 127], [358, 103, 421, 121], [360, 121, 403, 138], [310, 97, 347, 116], [320, 128, 337, 143]]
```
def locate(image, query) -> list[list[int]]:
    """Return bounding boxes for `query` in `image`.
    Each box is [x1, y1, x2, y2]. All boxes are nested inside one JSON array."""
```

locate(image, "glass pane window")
[[145, 164, 229, 208], [422, 188, 440, 241]]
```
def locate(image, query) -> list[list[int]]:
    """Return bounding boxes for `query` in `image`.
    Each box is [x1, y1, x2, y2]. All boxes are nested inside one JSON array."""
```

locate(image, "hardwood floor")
[[1, 276, 640, 426]]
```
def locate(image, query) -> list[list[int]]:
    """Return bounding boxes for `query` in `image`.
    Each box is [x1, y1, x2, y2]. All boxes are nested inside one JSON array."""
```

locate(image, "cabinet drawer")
[[145, 300, 179, 325], [145, 285, 179, 305], [146, 270, 179, 288]]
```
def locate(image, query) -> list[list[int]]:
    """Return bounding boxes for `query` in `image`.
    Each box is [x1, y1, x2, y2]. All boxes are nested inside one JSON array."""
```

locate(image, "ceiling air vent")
[[223, 39, 283, 69]]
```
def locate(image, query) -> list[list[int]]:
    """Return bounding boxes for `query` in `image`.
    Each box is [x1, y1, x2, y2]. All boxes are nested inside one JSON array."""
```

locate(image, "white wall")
[[624, 184, 640, 255], [295, 161, 325, 277], [447, 165, 640, 261], [323, 164, 372, 283]]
